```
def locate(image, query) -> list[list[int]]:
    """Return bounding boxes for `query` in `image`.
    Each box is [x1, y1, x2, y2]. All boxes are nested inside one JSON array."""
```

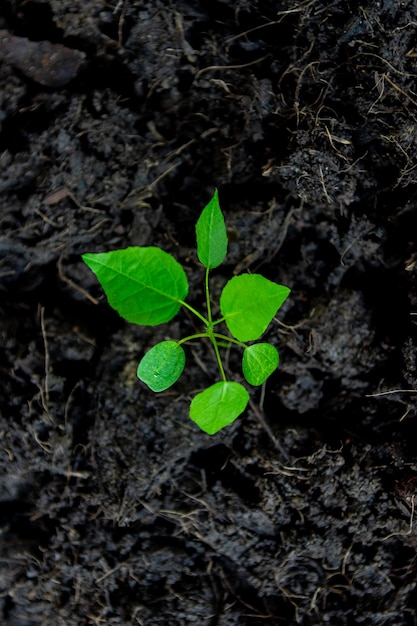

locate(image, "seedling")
[[82, 190, 290, 434]]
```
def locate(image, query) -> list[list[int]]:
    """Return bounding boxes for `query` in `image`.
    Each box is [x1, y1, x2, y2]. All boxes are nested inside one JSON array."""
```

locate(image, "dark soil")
[[1, 1, 417, 624]]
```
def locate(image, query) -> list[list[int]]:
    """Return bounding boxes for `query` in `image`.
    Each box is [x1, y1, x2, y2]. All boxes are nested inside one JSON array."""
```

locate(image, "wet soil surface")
[[1, 1, 417, 624]]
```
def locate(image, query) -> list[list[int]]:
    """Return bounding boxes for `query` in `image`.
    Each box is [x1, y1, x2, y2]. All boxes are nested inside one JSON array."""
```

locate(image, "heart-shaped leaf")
[[242, 342, 279, 386], [137, 341, 185, 392], [190, 381, 249, 434], [220, 274, 290, 341], [82, 247, 188, 326]]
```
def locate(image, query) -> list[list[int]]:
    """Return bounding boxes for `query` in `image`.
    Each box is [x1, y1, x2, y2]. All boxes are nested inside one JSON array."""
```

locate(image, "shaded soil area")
[[1, 1, 417, 624]]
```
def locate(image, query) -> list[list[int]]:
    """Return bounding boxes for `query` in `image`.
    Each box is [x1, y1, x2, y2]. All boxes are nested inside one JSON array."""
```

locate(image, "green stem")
[[210, 333, 227, 382], [177, 332, 210, 345], [180, 267, 227, 381], [213, 333, 248, 349], [179, 300, 209, 326], [203, 267, 226, 380], [179, 330, 227, 381], [205, 267, 212, 323]]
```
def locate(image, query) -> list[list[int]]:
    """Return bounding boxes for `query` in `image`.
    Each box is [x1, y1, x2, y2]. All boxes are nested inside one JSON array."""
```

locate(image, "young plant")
[[82, 190, 290, 434]]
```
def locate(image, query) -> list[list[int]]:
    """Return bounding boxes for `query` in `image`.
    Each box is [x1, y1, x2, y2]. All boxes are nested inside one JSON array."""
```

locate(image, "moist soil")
[[1, 1, 417, 625]]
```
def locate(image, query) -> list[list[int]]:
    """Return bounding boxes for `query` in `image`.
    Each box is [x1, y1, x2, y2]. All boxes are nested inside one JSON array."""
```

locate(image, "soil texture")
[[1, 1, 417, 625]]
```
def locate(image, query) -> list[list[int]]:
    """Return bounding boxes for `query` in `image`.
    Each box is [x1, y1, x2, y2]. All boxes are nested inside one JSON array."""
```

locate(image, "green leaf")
[[242, 343, 279, 386], [82, 247, 188, 326], [195, 189, 228, 269], [137, 341, 185, 392], [220, 274, 290, 341], [190, 381, 249, 434]]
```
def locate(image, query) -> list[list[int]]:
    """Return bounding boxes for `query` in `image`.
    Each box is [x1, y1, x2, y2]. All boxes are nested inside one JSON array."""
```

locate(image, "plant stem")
[[209, 332, 227, 381], [213, 333, 248, 349], [177, 333, 210, 345], [179, 300, 209, 326], [180, 268, 227, 381], [205, 267, 212, 322], [204, 268, 226, 380]]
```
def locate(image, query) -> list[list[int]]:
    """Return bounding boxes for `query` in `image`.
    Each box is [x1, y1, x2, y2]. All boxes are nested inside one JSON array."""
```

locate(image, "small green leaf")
[[220, 274, 290, 341], [137, 341, 185, 392], [196, 189, 228, 269], [242, 343, 279, 386], [190, 381, 249, 434], [82, 247, 188, 326]]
